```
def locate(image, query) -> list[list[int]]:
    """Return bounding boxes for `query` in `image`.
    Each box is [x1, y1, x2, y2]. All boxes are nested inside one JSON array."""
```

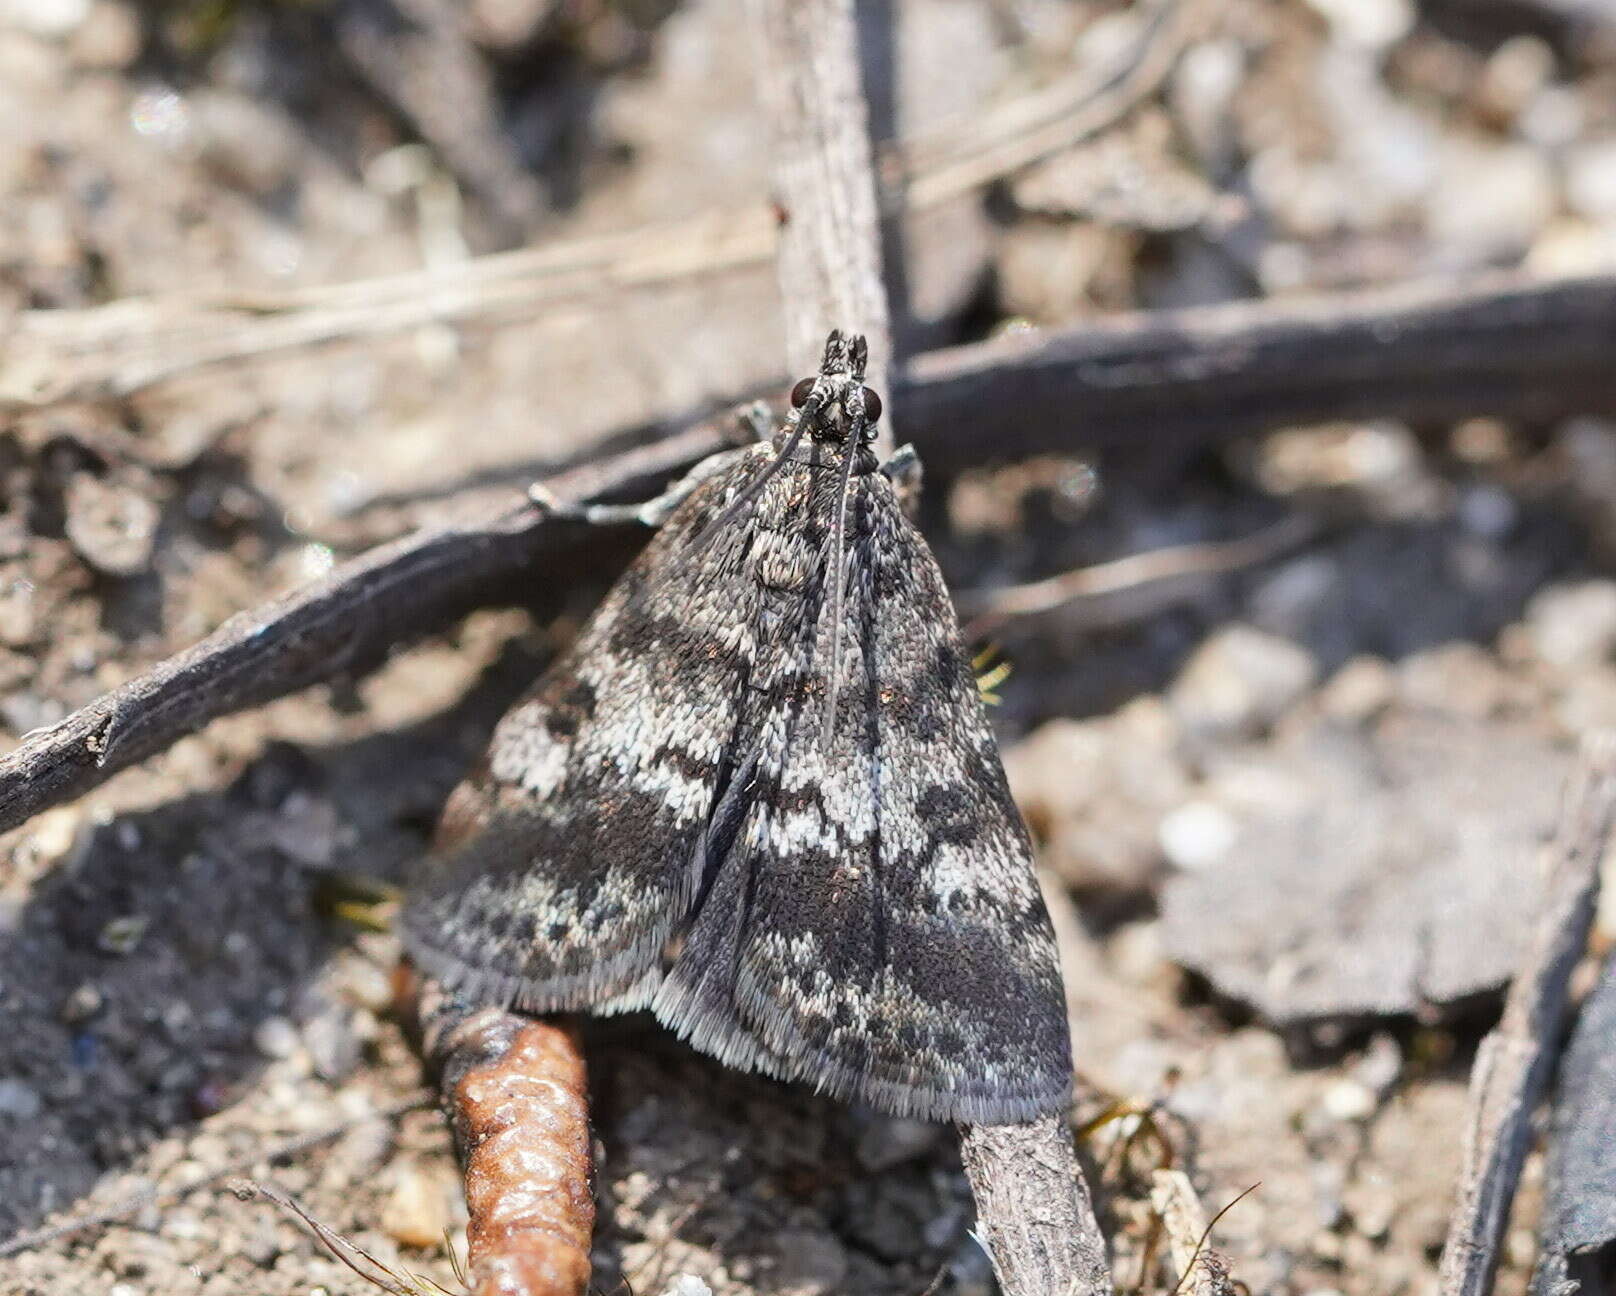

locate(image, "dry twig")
[[0, 1093, 432, 1260], [743, 0, 893, 435], [957, 514, 1320, 631], [958, 1117, 1113, 1296], [240, 1179, 461, 1296], [742, 0, 1110, 1289], [9, 267, 1616, 846], [902, 0, 1207, 208], [0, 0, 1199, 414], [1438, 732, 1616, 1296], [1149, 1170, 1240, 1296], [0, 417, 735, 842], [901, 269, 1616, 469], [398, 968, 595, 1296]]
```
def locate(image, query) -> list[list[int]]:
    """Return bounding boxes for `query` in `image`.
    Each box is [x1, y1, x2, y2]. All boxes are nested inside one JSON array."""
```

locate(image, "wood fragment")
[[957, 514, 1320, 630], [742, 0, 894, 451], [1438, 731, 1616, 1296], [1530, 947, 1616, 1295], [741, 0, 1111, 1289], [0, 417, 734, 842], [0, 0, 1197, 415], [1149, 1170, 1238, 1296], [958, 1117, 1112, 1296], [326, 0, 549, 239], [902, 270, 1616, 472], [399, 966, 594, 1296], [10, 265, 1616, 845]]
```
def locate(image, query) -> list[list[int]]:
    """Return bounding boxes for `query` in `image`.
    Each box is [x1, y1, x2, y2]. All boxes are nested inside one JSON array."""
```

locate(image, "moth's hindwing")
[[653, 467, 1073, 1124], [401, 446, 766, 1011]]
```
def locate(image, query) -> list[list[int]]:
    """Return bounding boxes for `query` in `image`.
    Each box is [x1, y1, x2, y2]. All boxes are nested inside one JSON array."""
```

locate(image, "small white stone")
[[1520, 85, 1585, 150], [1319, 656, 1396, 724], [1428, 139, 1556, 256], [1171, 39, 1245, 166], [0, 1079, 43, 1120], [1524, 581, 1616, 670], [1303, 0, 1413, 47], [1566, 137, 1616, 223], [1479, 35, 1554, 119], [0, 0, 90, 38], [1321, 1079, 1377, 1122], [1169, 625, 1318, 739], [382, 1160, 453, 1250], [1158, 801, 1238, 872], [251, 1016, 300, 1061], [662, 1279, 714, 1296]]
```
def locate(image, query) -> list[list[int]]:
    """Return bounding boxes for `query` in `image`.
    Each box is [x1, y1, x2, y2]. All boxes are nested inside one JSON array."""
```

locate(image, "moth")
[[403, 331, 1070, 1124]]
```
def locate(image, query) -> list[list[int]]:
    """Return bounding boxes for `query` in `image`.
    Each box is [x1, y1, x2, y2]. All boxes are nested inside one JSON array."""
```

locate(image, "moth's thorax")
[[747, 459, 847, 594], [771, 422, 879, 475]]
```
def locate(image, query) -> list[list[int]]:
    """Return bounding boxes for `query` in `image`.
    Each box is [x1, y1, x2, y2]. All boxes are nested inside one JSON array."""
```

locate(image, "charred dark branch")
[[1438, 732, 1616, 1296]]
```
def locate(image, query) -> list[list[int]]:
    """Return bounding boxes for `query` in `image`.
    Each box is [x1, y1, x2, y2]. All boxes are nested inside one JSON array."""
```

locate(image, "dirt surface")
[[6, 1, 1616, 1293]]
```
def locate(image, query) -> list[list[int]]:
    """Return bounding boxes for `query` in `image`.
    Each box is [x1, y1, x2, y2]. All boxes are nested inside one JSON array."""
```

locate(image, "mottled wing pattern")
[[402, 445, 770, 1011], [655, 468, 1073, 1123]]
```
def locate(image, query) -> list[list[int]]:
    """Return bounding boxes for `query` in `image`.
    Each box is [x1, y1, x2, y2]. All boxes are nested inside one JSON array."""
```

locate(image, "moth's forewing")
[[654, 467, 1072, 1124], [402, 446, 764, 1010], [406, 438, 1072, 1124]]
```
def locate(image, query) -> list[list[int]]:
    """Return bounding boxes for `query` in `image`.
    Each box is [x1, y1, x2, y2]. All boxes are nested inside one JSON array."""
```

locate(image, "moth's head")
[[787, 329, 883, 447]]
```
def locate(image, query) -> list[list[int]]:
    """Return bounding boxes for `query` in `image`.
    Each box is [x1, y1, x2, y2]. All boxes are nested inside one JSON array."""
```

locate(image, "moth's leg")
[[529, 448, 742, 529], [880, 443, 923, 515], [736, 400, 775, 444]]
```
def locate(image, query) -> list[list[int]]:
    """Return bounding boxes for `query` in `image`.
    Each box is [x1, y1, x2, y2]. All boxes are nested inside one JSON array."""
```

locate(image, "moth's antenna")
[[688, 416, 809, 551], [690, 336, 846, 550], [819, 332, 873, 748], [819, 424, 862, 748]]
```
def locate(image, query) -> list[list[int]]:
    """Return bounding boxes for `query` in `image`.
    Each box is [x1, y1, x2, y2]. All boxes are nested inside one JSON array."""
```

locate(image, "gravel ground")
[[6, 1, 1616, 1293]]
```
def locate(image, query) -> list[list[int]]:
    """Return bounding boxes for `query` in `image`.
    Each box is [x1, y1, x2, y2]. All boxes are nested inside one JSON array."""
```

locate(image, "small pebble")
[[1354, 1033, 1404, 1097], [303, 1006, 362, 1082], [1397, 644, 1509, 719], [1322, 1079, 1377, 1123], [855, 1116, 940, 1172], [382, 1161, 452, 1250], [772, 1228, 848, 1296], [1523, 581, 1616, 670], [1157, 801, 1238, 872], [0, 0, 90, 38], [1319, 656, 1396, 724], [69, 1, 141, 69], [1344, 1176, 1396, 1240], [1170, 39, 1244, 167], [0, 1079, 44, 1120], [97, 913, 148, 955], [60, 981, 104, 1024], [64, 472, 160, 576], [1478, 36, 1554, 122], [252, 1016, 300, 1061], [1565, 137, 1616, 223], [662, 1279, 714, 1296], [1302, 0, 1413, 47], [1169, 624, 1318, 740]]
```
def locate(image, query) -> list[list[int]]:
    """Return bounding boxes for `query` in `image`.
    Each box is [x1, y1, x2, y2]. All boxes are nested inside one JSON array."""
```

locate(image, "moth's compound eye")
[[862, 388, 883, 424], [790, 377, 816, 408]]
